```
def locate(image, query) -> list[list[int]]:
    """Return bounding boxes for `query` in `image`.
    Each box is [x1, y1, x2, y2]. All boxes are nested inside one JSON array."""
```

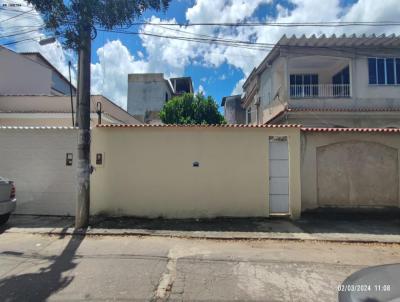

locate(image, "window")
[[332, 66, 350, 96], [368, 58, 377, 84], [246, 107, 251, 124], [368, 57, 400, 85], [386, 59, 395, 84], [290, 74, 319, 97]]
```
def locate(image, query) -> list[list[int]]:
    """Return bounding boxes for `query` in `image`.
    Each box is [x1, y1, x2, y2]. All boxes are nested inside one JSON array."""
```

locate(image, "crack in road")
[[153, 249, 178, 301]]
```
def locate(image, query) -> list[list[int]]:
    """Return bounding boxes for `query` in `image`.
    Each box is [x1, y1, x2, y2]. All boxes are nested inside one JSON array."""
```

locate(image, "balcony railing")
[[289, 84, 351, 98]]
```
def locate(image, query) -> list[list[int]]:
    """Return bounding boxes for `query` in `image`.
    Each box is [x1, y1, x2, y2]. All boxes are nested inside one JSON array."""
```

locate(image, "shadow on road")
[[0, 230, 85, 302]]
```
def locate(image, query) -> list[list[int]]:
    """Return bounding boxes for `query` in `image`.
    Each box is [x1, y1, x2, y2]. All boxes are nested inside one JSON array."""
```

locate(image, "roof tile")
[[301, 127, 400, 133], [96, 124, 301, 128]]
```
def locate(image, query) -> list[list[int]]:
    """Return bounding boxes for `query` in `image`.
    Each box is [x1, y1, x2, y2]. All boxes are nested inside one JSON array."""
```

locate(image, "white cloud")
[[186, 0, 272, 23], [0, 0, 76, 83], [91, 40, 151, 108], [219, 74, 227, 80], [232, 78, 245, 95], [3, 0, 400, 108], [197, 84, 206, 95]]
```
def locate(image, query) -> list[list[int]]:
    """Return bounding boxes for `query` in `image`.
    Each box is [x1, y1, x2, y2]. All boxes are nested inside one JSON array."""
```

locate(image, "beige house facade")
[[233, 34, 400, 127]]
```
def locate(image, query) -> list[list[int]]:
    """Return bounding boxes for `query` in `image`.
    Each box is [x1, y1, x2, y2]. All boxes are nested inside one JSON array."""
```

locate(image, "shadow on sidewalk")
[[2, 215, 74, 232], [91, 216, 300, 233], [295, 208, 400, 235], [92, 207, 400, 236], [0, 230, 85, 302], [3, 208, 400, 237]]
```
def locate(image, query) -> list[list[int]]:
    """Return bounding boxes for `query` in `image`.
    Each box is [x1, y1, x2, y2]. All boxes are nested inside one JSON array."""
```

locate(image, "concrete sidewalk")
[[2, 210, 400, 244]]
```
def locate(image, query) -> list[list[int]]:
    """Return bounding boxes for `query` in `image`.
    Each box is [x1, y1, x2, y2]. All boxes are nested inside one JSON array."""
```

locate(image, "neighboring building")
[[0, 46, 76, 96], [0, 46, 140, 126], [127, 73, 193, 123], [0, 95, 141, 127], [240, 34, 400, 128], [221, 95, 245, 124], [170, 77, 194, 95]]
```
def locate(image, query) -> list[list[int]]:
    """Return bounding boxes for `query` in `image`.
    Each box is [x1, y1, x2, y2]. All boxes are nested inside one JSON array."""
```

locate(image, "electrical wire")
[[0, 28, 44, 39], [0, 8, 34, 24], [2, 6, 400, 28], [128, 21, 400, 27], [1, 36, 42, 46]]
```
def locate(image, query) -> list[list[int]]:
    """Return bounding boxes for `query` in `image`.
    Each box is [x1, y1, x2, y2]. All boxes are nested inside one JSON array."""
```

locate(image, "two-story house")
[[235, 34, 400, 127], [0, 46, 140, 126]]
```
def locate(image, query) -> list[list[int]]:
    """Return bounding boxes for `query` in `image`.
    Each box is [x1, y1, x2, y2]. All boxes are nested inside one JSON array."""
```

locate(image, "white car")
[[0, 177, 16, 225]]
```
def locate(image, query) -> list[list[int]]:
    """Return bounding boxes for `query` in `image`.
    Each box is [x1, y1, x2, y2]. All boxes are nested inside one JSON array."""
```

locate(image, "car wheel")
[[0, 214, 10, 225]]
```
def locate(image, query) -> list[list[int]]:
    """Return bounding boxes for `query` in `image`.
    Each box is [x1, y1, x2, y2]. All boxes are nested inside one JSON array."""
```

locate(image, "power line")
[[0, 27, 44, 39], [0, 8, 35, 24], [2, 7, 400, 28], [0, 7, 37, 14], [97, 28, 273, 51], [0, 35, 42, 46], [128, 20, 400, 27], [97, 27, 400, 54]]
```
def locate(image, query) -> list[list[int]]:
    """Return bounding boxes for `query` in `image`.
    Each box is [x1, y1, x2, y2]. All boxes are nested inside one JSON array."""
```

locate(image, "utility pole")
[[75, 16, 91, 229]]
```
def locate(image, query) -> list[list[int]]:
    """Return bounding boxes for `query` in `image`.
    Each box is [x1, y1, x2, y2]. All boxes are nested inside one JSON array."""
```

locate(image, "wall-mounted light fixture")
[[66, 153, 73, 166], [96, 153, 103, 166]]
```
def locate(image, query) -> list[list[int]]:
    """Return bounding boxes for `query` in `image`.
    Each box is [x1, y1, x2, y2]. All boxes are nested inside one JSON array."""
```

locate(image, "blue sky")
[[89, 0, 302, 104], [1, 0, 400, 109]]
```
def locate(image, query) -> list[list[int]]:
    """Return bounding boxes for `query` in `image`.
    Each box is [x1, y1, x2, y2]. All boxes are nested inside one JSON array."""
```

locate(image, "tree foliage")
[[26, 0, 171, 49], [160, 93, 226, 125]]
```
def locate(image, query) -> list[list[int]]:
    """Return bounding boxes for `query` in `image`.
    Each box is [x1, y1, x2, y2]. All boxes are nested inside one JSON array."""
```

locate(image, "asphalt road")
[[0, 233, 399, 302]]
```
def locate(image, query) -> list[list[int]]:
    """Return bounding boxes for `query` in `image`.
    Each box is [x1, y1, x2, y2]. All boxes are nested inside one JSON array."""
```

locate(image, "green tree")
[[160, 93, 226, 125], [26, 0, 171, 229]]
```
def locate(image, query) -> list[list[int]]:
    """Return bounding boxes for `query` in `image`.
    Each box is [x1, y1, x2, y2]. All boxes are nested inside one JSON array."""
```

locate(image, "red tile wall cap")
[[97, 123, 302, 128], [301, 127, 400, 133], [288, 108, 400, 112]]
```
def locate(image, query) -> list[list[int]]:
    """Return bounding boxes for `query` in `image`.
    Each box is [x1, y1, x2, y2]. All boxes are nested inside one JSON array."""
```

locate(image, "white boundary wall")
[[0, 127, 77, 215]]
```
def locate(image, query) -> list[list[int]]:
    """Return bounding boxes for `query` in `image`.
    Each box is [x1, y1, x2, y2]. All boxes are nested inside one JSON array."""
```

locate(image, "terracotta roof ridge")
[[0, 126, 77, 130], [301, 127, 400, 133], [288, 107, 400, 112], [96, 123, 302, 128]]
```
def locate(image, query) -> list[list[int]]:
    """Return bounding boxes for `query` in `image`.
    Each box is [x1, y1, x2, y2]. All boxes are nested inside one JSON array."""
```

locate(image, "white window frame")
[[368, 57, 400, 85]]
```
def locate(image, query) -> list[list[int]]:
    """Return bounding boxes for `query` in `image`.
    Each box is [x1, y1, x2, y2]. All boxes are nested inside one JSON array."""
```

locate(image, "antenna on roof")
[[96, 102, 102, 125], [68, 61, 75, 127]]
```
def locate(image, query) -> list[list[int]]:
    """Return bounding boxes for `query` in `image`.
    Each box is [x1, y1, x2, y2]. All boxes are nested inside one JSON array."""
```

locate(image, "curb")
[[4, 227, 400, 244]]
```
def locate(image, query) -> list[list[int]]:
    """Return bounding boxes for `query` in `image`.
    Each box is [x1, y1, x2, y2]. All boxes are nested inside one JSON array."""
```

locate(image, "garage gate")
[[0, 128, 77, 216]]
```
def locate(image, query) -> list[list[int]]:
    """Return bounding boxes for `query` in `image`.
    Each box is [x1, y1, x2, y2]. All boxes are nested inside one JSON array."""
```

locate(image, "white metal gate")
[[269, 136, 289, 214]]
